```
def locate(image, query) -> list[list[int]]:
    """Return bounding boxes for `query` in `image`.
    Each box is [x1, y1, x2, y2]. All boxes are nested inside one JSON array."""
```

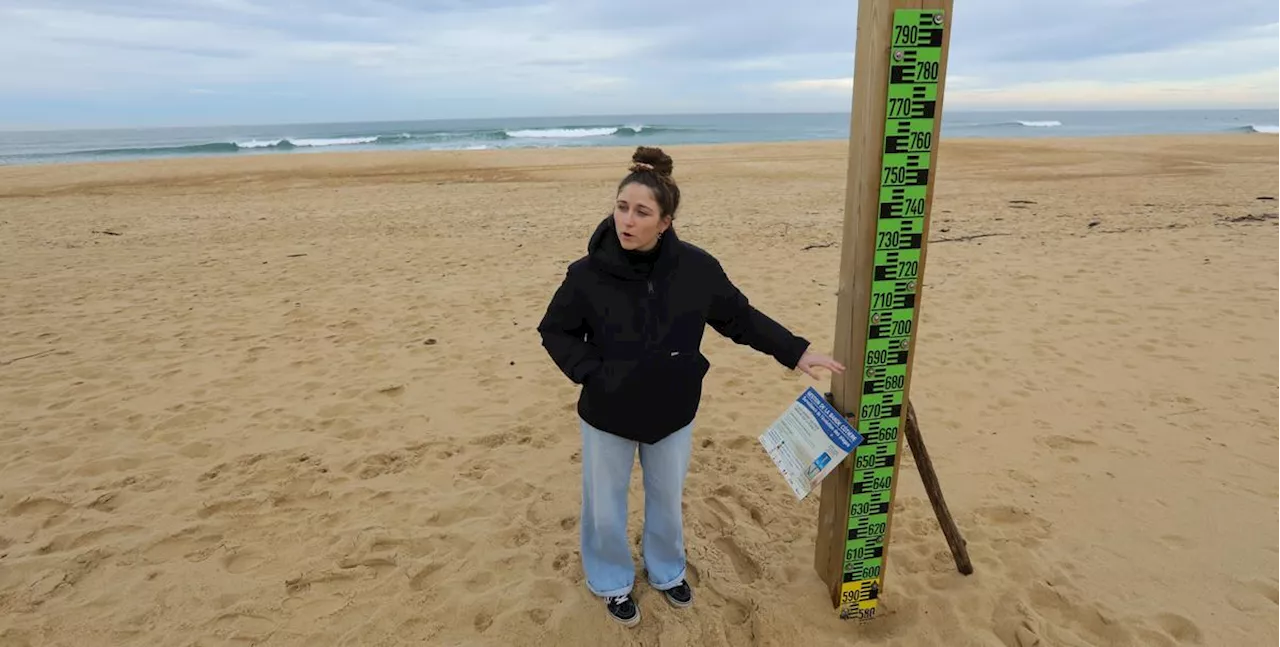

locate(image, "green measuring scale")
[[838, 7, 944, 621]]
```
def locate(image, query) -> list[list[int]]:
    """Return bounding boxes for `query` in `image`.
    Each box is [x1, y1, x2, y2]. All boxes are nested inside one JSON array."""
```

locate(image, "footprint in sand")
[[284, 594, 350, 631], [1154, 613, 1204, 644], [0, 628, 34, 647], [222, 548, 266, 575], [704, 496, 735, 532], [713, 536, 761, 584], [1226, 579, 1279, 614], [74, 455, 145, 478], [196, 496, 262, 519], [178, 441, 216, 459], [29, 444, 75, 462], [976, 504, 1052, 530], [145, 528, 224, 562], [409, 562, 445, 591], [700, 577, 754, 641], [203, 611, 277, 643], [349, 451, 413, 480], [473, 610, 493, 633], [37, 525, 141, 555], [722, 594, 752, 624], [1004, 469, 1038, 486], [971, 505, 1053, 556], [712, 484, 767, 529], [1037, 435, 1098, 451], [9, 496, 71, 518], [996, 580, 1205, 647], [504, 528, 532, 548]]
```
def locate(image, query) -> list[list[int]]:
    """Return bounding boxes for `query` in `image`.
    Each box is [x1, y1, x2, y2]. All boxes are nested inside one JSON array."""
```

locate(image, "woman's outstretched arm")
[[705, 259, 843, 379]]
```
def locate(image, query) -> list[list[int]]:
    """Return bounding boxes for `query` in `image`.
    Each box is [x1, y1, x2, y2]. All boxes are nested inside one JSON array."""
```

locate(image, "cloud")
[[774, 78, 852, 93], [949, 69, 1279, 109], [771, 21, 1280, 109], [948, 0, 1278, 63], [0, 0, 1275, 127], [0, 1, 656, 117]]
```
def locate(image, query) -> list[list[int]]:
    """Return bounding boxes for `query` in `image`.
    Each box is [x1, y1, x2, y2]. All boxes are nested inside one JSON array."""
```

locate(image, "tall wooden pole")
[[813, 0, 954, 619]]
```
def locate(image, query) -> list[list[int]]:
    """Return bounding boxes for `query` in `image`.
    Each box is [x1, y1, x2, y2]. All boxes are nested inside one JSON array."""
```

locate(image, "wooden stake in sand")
[[812, 0, 970, 620]]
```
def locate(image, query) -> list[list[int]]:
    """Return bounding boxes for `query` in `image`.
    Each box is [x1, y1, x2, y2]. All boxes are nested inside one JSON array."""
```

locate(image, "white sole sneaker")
[[605, 597, 641, 627]]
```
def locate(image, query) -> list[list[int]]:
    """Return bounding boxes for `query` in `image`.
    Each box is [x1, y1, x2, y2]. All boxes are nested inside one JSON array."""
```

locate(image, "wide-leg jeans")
[[578, 417, 693, 598]]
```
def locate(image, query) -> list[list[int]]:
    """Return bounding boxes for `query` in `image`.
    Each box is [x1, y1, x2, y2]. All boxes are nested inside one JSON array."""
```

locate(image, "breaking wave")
[[1236, 124, 1278, 134], [955, 119, 1064, 130], [55, 124, 670, 159], [503, 125, 648, 138]]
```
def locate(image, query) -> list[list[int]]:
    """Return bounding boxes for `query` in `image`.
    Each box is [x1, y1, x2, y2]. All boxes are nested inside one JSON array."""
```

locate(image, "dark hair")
[[617, 146, 681, 219]]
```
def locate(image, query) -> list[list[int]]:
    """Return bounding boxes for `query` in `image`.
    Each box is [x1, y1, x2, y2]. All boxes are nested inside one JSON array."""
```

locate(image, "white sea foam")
[[505, 127, 619, 138], [236, 139, 286, 148], [234, 136, 380, 149], [293, 137, 379, 147]]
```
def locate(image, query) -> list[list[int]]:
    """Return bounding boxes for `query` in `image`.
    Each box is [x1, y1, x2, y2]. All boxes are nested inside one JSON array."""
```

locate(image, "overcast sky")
[[0, 0, 1276, 128]]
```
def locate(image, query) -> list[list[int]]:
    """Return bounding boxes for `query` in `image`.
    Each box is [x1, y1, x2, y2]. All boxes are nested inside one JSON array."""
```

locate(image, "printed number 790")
[[893, 25, 918, 46]]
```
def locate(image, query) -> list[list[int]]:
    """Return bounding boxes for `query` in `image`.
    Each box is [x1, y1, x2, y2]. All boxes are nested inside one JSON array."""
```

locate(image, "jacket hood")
[[586, 214, 679, 280]]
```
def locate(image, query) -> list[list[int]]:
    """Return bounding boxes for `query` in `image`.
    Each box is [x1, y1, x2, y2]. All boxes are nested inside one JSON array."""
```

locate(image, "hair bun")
[[630, 146, 674, 176]]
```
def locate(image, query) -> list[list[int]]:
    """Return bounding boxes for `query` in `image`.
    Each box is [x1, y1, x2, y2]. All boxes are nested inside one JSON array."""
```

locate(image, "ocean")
[[0, 109, 1275, 166]]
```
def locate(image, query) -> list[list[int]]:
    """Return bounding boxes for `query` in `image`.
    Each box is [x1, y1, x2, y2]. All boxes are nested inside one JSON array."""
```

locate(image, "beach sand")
[[1, 134, 1276, 647]]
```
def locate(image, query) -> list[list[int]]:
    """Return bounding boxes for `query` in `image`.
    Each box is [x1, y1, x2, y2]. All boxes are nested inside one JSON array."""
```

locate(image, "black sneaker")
[[661, 580, 693, 608], [605, 594, 640, 627]]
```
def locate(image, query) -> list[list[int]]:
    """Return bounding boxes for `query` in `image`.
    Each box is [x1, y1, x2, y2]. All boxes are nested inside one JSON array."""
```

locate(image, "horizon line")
[[1, 105, 1276, 134]]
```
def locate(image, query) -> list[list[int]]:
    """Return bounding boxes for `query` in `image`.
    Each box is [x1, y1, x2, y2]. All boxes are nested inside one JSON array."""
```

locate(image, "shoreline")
[[2, 119, 1269, 171], [0, 131, 1274, 187]]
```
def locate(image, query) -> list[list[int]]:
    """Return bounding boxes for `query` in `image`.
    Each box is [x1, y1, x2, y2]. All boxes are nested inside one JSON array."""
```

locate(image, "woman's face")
[[613, 182, 670, 252]]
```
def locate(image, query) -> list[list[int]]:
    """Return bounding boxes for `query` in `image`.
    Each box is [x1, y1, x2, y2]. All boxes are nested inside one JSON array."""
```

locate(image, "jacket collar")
[[586, 214, 680, 281]]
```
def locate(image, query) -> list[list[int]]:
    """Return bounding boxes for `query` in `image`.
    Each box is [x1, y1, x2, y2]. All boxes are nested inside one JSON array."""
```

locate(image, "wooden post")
[[813, 0, 955, 619], [904, 401, 973, 575]]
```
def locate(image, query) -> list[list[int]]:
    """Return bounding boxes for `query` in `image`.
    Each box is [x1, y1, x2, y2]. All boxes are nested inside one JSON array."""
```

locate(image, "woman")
[[537, 146, 844, 627]]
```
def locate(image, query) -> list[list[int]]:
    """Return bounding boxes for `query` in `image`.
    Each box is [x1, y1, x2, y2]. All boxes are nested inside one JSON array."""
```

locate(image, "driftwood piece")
[[802, 241, 836, 251], [0, 349, 57, 366], [1222, 213, 1277, 224], [930, 232, 1009, 244], [904, 401, 973, 575]]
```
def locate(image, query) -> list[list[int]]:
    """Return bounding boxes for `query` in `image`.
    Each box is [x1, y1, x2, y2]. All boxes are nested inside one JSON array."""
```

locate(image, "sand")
[[0, 133, 1276, 647]]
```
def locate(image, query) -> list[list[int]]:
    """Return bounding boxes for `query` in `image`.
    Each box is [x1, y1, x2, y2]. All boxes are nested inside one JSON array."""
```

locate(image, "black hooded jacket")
[[537, 215, 811, 444]]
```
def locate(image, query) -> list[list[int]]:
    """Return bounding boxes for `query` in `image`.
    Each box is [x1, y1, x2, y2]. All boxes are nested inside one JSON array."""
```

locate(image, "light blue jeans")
[[579, 417, 693, 598]]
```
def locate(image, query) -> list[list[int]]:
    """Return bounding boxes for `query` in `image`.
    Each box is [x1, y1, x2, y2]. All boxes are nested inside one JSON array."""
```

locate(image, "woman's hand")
[[796, 349, 845, 380]]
